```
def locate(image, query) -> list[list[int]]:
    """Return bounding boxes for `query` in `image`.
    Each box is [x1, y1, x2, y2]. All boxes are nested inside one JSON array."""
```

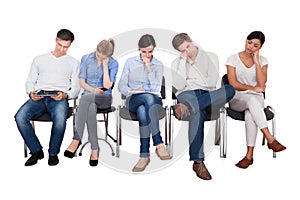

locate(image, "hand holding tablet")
[[35, 90, 58, 96]]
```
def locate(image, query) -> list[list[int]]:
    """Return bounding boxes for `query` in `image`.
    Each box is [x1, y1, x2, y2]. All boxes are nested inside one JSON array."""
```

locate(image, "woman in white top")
[[226, 31, 286, 169]]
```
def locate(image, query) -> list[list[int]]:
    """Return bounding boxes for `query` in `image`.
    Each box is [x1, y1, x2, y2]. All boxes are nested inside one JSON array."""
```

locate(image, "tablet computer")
[[36, 90, 58, 96]]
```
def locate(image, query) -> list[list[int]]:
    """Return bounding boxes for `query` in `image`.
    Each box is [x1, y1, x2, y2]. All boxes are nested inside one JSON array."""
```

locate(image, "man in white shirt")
[[171, 33, 235, 180], [15, 29, 80, 166]]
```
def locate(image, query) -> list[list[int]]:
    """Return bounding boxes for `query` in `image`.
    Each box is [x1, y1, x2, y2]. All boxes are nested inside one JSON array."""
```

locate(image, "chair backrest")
[[221, 74, 229, 86]]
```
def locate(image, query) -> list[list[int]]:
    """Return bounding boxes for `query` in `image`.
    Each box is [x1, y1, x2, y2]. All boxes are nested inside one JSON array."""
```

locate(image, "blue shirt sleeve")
[[79, 54, 89, 80]]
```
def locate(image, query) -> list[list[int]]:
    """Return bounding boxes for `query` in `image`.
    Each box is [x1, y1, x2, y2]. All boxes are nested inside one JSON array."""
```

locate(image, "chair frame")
[[78, 106, 120, 157]]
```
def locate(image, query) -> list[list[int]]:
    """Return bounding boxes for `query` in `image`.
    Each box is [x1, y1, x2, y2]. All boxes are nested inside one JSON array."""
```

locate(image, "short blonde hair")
[[96, 39, 115, 57]]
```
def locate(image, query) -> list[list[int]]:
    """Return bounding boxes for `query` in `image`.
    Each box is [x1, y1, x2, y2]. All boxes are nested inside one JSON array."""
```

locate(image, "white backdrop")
[[1, 0, 298, 199]]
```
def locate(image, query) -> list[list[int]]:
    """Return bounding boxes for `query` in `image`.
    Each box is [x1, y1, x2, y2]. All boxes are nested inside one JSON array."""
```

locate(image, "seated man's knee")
[[14, 109, 29, 124], [188, 103, 199, 116]]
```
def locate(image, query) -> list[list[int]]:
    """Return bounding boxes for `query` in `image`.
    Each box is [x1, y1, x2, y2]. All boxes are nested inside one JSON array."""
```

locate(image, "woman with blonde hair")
[[64, 39, 119, 166]]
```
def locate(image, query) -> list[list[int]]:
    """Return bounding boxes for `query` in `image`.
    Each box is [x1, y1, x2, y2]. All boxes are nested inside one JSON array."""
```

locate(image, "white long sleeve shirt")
[[171, 49, 219, 96], [25, 52, 80, 99]]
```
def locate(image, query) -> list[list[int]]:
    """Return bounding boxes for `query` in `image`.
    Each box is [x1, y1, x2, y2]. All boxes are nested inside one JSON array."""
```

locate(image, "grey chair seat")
[[119, 106, 166, 121], [226, 106, 274, 121]]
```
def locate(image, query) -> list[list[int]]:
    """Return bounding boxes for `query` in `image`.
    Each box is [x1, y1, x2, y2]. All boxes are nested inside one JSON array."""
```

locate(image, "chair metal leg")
[[97, 138, 115, 156], [78, 140, 115, 156], [164, 107, 168, 146], [215, 117, 220, 145], [168, 106, 174, 157], [78, 141, 90, 156], [116, 106, 120, 157], [219, 107, 227, 158], [165, 106, 172, 157], [270, 107, 277, 158], [24, 142, 28, 158]]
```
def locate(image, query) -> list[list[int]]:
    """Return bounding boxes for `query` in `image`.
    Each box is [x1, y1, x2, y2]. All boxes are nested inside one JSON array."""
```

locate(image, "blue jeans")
[[177, 85, 235, 161], [126, 93, 163, 158], [15, 97, 69, 156]]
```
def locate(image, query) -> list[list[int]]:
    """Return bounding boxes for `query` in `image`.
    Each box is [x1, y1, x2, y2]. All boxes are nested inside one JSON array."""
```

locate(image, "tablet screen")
[[36, 90, 58, 96]]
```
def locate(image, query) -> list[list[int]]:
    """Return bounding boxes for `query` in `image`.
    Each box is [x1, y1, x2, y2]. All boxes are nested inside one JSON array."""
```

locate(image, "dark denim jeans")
[[177, 85, 235, 161], [15, 97, 69, 156], [126, 93, 163, 158]]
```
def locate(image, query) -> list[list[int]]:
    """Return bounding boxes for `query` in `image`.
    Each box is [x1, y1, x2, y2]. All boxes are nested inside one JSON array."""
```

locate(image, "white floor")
[[2, 107, 296, 200]]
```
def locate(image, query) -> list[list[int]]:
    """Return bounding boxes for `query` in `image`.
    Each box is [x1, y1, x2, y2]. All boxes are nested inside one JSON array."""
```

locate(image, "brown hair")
[[172, 33, 192, 50], [138, 34, 156, 49]]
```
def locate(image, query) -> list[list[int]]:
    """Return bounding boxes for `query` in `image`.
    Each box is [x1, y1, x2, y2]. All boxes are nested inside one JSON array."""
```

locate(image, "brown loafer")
[[192, 162, 212, 180], [267, 139, 286, 152], [235, 157, 253, 169], [155, 147, 172, 160], [132, 158, 150, 172], [173, 103, 190, 120]]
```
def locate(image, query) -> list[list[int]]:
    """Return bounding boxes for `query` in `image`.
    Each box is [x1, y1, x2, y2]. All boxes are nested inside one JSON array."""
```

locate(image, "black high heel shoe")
[[64, 140, 82, 158], [89, 149, 99, 167]]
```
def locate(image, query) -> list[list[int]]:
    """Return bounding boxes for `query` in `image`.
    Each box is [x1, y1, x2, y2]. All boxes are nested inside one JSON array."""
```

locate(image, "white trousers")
[[229, 92, 268, 146]]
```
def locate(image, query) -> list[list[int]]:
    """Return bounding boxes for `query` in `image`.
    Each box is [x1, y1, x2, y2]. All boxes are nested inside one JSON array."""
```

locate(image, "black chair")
[[221, 74, 276, 158], [78, 106, 120, 157], [24, 98, 77, 157], [117, 77, 171, 156]]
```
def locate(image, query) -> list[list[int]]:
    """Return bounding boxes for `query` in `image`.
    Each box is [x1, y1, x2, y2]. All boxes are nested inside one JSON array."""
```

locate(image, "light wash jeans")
[[15, 97, 69, 156], [126, 93, 163, 158], [177, 85, 235, 161]]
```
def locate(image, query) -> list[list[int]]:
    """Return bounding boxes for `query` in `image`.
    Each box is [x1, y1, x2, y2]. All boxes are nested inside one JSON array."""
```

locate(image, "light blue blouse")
[[118, 55, 164, 96], [79, 52, 119, 95]]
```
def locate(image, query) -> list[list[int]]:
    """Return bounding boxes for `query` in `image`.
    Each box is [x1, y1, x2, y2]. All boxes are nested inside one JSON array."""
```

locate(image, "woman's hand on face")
[[102, 58, 109, 69], [142, 56, 150, 66], [252, 50, 260, 65]]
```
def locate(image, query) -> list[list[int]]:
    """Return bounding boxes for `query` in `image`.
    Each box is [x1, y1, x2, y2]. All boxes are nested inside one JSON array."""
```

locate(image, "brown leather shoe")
[[235, 157, 253, 169], [267, 139, 286, 152], [192, 162, 212, 180], [173, 103, 190, 120]]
